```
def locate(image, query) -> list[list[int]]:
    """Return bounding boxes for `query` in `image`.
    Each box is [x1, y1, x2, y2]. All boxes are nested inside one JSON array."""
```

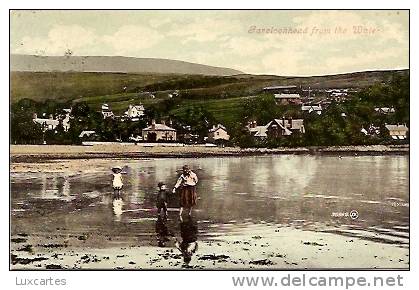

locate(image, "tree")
[[10, 107, 43, 144]]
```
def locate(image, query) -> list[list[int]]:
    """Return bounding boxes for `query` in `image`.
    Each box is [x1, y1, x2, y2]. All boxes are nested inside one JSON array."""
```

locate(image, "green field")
[[169, 96, 258, 125], [11, 69, 409, 125], [12, 70, 409, 103], [10, 72, 176, 102]]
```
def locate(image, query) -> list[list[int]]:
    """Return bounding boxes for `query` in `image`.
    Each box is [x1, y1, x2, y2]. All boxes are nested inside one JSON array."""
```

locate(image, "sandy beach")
[[10, 222, 409, 270], [10, 144, 409, 163]]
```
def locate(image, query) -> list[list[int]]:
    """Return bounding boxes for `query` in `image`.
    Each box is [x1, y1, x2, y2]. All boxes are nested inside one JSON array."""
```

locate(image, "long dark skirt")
[[180, 185, 197, 207]]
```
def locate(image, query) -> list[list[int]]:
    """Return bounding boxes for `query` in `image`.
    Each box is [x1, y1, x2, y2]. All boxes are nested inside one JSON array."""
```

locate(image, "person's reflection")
[[175, 216, 198, 266], [155, 215, 170, 247], [112, 196, 124, 222]]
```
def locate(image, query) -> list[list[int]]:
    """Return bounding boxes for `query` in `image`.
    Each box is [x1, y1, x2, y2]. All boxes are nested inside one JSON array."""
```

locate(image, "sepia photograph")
[[9, 9, 409, 271]]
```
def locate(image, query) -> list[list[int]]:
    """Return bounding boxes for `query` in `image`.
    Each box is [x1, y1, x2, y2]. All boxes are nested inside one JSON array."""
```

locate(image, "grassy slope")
[[10, 72, 176, 102], [170, 96, 258, 125], [11, 70, 409, 125]]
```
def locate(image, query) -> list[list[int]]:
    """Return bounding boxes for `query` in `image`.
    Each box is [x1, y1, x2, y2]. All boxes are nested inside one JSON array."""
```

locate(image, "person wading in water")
[[173, 165, 198, 220]]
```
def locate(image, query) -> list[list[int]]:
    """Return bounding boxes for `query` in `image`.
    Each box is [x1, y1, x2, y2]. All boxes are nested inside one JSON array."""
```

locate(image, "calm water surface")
[[11, 155, 409, 247]]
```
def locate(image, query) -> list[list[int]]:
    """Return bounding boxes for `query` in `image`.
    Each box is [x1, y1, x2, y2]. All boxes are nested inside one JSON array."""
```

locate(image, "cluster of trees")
[[10, 97, 217, 145], [230, 74, 409, 148], [11, 100, 147, 144]]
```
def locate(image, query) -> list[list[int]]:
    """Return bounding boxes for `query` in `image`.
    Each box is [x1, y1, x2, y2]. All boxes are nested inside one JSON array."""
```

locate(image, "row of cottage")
[[78, 116, 408, 143], [32, 99, 408, 142], [115, 118, 303, 142], [32, 103, 145, 132]]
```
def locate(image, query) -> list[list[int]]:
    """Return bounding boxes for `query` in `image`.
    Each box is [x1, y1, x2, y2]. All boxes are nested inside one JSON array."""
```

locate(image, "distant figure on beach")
[[111, 166, 124, 197], [175, 216, 198, 266], [156, 182, 170, 218], [172, 165, 198, 219]]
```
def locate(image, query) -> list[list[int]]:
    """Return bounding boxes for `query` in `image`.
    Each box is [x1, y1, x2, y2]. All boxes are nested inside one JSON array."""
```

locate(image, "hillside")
[[11, 54, 243, 76], [10, 69, 409, 127], [11, 69, 409, 102]]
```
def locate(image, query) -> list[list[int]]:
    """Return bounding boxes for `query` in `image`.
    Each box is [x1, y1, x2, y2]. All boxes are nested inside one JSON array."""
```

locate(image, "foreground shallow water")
[[10, 155, 409, 269]]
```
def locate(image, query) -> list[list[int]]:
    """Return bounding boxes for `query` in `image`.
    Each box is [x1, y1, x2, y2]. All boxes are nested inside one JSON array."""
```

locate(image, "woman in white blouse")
[[173, 165, 198, 219]]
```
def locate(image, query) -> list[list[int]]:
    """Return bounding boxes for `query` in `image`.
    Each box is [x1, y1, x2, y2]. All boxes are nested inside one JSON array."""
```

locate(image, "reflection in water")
[[176, 217, 198, 266], [11, 155, 409, 248], [155, 215, 171, 247], [112, 197, 124, 222]]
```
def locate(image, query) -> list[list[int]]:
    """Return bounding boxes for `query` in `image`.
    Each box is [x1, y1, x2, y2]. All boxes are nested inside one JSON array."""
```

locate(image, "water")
[[11, 155, 409, 248]]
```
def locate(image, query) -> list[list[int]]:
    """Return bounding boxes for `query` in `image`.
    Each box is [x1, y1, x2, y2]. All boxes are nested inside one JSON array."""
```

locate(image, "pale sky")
[[10, 10, 409, 76]]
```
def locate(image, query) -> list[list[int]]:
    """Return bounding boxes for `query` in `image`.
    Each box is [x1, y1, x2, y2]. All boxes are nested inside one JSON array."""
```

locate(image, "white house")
[[33, 114, 59, 131], [375, 107, 396, 114], [207, 124, 230, 143], [79, 130, 96, 138], [385, 124, 408, 140], [62, 114, 70, 131], [124, 104, 145, 120], [301, 104, 322, 115], [129, 135, 143, 142], [361, 124, 380, 136], [274, 93, 302, 105], [266, 118, 305, 137], [33, 111, 70, 132], [101, 104, 114, 119], [247, 121, 268, 139], [142, 120, 177, 142], [247, 118, 305, 139]]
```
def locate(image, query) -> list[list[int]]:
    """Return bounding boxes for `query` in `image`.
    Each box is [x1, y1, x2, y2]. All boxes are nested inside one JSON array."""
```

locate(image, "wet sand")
[[11, 144, 409, 162], [10, 222, 409, 270]]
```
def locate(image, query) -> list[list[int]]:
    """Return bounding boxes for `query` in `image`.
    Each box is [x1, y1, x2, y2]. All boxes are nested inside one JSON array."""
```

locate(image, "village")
[[26, 82, 409, 147]]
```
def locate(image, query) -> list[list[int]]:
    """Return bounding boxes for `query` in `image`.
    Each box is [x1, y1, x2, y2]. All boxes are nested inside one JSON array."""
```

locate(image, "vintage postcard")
[[10, 10, 409, 271]]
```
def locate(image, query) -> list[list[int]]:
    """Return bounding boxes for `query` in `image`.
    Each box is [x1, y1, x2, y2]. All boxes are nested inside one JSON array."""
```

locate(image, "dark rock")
[[249, 259, 275, 266], [11, 238, 27, 243], [38, 243, 67, 248], [46, 264, 63, 269], [78, 235, 87, 241], [17, 245, 33, 253], [11, 254, 48, 265], [303, 241, 325, 246], [198, 254, 230, 262]]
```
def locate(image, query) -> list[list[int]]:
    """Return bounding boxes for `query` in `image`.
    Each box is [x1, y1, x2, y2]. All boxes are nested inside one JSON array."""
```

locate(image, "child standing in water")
[[111, 166, 124, 197], [156, 182, 170, 218], [172, 165, 198, 220]]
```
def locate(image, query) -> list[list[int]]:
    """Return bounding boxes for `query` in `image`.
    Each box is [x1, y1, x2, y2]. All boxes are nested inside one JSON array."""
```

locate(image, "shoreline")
[[10, 144, 409, 162]]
